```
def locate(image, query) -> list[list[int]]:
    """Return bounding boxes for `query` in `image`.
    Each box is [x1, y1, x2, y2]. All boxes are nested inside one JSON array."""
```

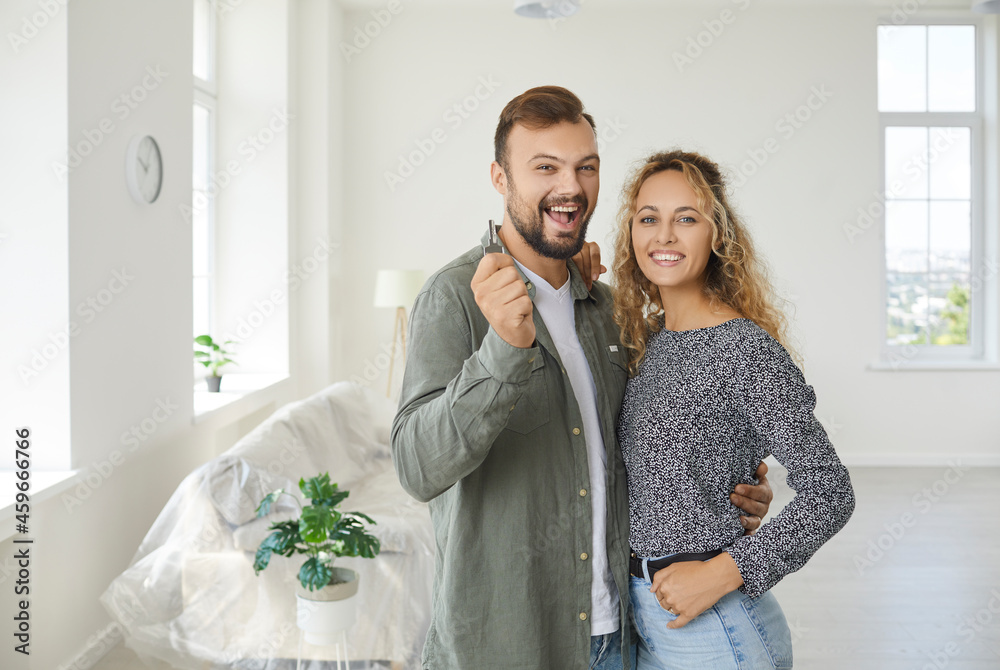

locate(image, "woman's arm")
[[724, 331, 856, 598]]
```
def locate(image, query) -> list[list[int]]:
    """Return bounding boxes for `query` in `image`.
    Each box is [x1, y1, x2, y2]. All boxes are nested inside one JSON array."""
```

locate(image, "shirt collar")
[[477, 224, 597, 303]]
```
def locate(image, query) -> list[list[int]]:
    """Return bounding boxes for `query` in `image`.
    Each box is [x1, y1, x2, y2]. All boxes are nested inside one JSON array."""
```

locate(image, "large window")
[[192, 0, 216, 348], [877, 23, 983, 360]]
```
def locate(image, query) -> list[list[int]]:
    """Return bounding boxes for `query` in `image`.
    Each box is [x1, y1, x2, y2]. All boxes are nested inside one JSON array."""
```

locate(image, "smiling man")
[[391, 86, 771, 670]]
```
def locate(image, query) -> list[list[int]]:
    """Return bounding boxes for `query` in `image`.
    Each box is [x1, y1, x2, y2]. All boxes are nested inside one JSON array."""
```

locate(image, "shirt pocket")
[[604, 344, 630, 403], [505, 354, 550, 435]]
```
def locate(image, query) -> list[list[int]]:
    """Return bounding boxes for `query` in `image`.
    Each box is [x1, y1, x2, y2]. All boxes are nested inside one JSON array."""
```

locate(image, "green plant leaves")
[[300, 504, 341, 543], [252, 522, 299, 573], [299, 473, 334, 501], [194, 334, 238, 375], [194, 334, 215, 347], [254, 472, 382, 592], [298, 556, 333, 592], [332, 514, 381, 558], [255, 489, 286, 518]]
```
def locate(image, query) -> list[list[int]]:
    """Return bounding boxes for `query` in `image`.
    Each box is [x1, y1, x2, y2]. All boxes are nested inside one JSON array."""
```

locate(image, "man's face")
[[497, 120, 600, 260]]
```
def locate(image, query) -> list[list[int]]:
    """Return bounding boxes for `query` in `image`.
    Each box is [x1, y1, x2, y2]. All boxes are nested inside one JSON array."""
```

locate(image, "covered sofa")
[[101, 382, 433, 669]]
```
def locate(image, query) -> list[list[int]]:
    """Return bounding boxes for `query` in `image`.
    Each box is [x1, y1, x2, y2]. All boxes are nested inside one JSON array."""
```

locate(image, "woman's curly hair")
[[611, 149, 793, 373]]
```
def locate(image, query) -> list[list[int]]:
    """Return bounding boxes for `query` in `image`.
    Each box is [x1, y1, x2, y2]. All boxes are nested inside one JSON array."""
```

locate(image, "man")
[[391, 86, 771, 669]]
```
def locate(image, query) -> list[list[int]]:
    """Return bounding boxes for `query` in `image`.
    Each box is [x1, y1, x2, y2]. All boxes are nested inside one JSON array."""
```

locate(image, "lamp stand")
[[386, 306, 408, 397]]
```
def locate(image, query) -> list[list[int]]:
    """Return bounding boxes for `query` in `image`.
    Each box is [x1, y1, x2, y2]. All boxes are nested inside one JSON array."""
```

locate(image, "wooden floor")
[[93, 465, 1000, 670]]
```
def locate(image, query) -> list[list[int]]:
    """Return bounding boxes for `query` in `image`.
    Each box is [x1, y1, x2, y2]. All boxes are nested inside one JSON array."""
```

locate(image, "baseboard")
[[58, 622, 123, 670], [838, 453, 1000, 467]]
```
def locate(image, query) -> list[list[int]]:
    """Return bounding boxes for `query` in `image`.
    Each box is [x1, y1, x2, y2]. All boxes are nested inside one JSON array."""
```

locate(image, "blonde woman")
[[611, 150, 855, 669]]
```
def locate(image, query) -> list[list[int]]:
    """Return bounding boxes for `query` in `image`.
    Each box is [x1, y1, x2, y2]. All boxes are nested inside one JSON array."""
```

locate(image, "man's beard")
[[506, 176, 593, 261]]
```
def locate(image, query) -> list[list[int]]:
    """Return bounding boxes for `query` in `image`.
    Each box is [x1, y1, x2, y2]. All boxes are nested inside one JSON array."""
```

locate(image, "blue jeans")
[[630, 560, 792, 669], [591, 627, 635, 669]]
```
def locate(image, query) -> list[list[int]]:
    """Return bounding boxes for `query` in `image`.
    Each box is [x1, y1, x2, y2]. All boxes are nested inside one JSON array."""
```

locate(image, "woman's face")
[[630, 169, 716, 297]]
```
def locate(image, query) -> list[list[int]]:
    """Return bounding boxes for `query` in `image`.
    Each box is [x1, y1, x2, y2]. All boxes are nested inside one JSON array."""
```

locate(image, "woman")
[[611, 150, 855, 669]]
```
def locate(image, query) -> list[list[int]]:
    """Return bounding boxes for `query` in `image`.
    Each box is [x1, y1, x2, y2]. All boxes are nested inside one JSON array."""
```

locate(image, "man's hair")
[[494, 86, 596, 170]]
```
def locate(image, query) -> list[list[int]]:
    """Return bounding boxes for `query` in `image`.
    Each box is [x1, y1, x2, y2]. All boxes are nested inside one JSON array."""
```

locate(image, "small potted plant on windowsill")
[[253, 472, 380, 644], [194, 334, 237, 392]]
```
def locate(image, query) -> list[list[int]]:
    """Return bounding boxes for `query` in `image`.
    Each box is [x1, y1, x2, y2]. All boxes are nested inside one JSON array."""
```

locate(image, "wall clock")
[[126, 135, 163, 204]]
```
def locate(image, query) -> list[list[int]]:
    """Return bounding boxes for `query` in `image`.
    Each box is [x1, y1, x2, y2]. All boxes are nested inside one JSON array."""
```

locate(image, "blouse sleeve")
[[724, 332, 856, 597]]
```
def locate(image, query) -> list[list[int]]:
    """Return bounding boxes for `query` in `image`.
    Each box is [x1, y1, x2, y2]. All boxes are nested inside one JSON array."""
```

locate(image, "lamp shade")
[[972, 0, 1000, 12], [374, 269, 425, 308], [514, 0, 580, 18]]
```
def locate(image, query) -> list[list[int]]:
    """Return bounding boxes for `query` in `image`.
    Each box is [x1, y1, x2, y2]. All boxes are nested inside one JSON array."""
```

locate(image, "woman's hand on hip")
[[650, 553, 745, 629]]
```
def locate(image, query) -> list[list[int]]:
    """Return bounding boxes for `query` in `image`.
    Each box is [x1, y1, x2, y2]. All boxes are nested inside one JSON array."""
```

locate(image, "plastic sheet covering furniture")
[[100, 382, 433, 669]]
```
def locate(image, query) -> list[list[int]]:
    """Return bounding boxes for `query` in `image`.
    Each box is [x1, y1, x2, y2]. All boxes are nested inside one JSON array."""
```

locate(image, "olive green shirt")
[[391, 232, 633, 669]]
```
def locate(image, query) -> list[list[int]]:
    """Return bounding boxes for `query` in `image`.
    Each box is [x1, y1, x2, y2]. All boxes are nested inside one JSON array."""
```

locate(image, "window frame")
[[193, 0, 218, 363], [877, 17, 987, 364]]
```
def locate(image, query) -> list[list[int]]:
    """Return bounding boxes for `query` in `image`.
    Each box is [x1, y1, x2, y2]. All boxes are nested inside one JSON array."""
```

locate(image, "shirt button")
[[579, 612, 588, 621], [580, 552, 588, 561], [526, 282, 533, 290], [579, 489, 587, 497], [572, 428, 581, 435]]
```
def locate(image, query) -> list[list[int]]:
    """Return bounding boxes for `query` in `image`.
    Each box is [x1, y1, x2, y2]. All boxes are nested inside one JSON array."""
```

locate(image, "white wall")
[[0, 1, 343, 668], [0, 0, 70, 471], [338, 3, 1000, 465]]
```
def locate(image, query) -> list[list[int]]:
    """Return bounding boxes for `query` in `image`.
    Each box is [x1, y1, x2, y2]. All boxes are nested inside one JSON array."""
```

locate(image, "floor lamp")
[[374, 269, 426, 397]]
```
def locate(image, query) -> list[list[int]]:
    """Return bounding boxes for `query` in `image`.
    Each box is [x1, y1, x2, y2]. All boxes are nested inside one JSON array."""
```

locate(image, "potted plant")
[[193, 334, 237, 392], [253, 472, 380, 644]]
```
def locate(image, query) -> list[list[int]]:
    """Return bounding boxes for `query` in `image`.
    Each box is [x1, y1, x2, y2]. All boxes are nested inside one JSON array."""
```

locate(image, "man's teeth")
[[652, 252, 683, 261], [548, 205, 578, 212]]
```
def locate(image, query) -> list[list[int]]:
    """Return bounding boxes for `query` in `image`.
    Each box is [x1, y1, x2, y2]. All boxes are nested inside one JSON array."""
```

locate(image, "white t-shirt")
[[514, 260, 619, 636]]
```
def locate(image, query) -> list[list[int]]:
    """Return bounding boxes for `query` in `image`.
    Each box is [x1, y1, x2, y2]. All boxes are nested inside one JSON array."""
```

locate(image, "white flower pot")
[[295, 567, 359, 645]]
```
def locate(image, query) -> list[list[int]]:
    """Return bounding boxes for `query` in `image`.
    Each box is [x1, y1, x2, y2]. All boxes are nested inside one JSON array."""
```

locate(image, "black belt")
[[629, 549, 724, 579]]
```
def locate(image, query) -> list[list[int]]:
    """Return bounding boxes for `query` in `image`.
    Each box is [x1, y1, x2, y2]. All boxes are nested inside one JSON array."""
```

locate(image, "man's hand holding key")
[[471, 252, 536, 349]]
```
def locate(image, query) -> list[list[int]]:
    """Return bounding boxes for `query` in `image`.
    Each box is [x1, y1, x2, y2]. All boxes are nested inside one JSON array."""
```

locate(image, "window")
[[192, 0, 216, 350], [877, 23, 983, 361]]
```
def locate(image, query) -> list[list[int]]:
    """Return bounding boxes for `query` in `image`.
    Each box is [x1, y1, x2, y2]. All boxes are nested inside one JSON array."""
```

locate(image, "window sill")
[[868, 360, 1000, 372], [0, 470, 79, 542], [193, 372, 291, 423]]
